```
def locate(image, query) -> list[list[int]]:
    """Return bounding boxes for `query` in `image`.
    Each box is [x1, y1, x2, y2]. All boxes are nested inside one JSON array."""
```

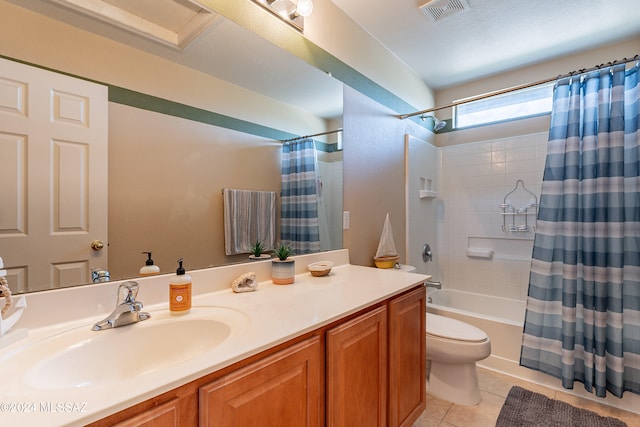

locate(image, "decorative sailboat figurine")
[[374, 213, 400, 268]]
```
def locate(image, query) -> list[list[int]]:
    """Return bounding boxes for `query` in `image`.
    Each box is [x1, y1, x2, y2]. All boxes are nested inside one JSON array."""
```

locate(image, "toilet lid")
[[426, 313, 488, 342]]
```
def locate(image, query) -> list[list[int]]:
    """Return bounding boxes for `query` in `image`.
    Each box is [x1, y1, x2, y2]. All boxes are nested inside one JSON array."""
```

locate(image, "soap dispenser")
[[139, 252, 160, 276], [169, 258, 191, 315]]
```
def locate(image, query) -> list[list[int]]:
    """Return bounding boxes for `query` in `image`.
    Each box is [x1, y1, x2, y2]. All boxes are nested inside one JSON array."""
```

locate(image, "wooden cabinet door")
[[388, 286, 426, 427], [112, 398, 180, 427], [199, 336, 322, 427], [326, 305, 388, 427]]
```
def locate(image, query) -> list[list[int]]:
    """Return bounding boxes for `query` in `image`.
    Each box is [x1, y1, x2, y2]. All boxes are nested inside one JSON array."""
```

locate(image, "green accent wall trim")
[[299, 45, 435, 133], [108, 85, 295, 141], [2, 52, 428, 143], [296, 41, 420, 117], [0, 54, 299, 141], [110, 86, 342, 152], [2, 54, 343, 151]]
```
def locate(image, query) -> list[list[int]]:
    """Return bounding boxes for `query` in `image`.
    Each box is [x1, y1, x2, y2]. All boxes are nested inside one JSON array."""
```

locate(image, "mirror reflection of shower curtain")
[[280, 138, 320, 254]]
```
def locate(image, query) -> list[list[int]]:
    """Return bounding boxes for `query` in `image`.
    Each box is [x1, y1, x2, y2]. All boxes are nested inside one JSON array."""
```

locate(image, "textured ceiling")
[[331, 0, 640, 89]]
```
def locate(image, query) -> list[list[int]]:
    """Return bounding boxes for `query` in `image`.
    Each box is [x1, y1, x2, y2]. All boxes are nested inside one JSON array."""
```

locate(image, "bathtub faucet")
[[425, 280, 442, 289]]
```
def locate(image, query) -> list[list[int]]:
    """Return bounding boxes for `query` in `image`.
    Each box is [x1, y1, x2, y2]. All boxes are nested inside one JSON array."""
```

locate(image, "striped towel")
[[223, 189, 276, 255]]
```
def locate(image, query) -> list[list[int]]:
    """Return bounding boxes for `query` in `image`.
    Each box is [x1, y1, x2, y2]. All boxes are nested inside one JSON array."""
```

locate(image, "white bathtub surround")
[[438, 132, 548, 300], [0, 249, 429, 426], [427, 288, 640, 415], [425, 313, 491, 406]]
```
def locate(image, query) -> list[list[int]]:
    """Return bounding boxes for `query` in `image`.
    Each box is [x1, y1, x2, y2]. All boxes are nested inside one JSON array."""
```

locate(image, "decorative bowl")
[[374, 255, 399, 269], [307, 261, 333, 277]]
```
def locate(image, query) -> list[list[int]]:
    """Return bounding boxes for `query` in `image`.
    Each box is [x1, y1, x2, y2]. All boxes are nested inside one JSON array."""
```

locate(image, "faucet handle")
[[422, 243, 433, 262], [117, 281, 140, 304]]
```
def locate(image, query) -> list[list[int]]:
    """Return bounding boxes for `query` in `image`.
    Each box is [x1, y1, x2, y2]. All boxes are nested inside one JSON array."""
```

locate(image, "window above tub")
[[453, 82, 554, 129]]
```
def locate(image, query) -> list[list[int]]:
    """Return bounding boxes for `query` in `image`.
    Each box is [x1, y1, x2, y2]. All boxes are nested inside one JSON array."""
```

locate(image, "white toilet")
[[426, 313, 491, 406]]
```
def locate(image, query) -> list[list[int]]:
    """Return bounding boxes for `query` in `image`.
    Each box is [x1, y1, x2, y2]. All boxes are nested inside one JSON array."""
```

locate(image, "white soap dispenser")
[[169, 258, 191, 315], [139, 252, 160, 276]]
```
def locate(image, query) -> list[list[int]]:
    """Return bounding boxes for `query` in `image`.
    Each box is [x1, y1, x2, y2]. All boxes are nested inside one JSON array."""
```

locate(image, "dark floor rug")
[[495, 386, 628, 427]]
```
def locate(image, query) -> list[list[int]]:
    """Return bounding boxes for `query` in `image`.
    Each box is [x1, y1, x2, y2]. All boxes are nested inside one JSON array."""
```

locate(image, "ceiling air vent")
[[419, 0, 470, 23]]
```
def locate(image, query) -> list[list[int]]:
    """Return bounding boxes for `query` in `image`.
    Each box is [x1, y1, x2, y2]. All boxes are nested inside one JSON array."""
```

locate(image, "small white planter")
[[271, 259, 295, 285]]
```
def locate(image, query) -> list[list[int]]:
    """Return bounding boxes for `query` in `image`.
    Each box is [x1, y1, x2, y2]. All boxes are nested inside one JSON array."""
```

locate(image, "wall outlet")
[[343, 211, 350, 230]]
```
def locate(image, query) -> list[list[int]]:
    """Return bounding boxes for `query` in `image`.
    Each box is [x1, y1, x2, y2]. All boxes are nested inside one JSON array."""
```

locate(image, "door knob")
[[91, 240, 104, 251]]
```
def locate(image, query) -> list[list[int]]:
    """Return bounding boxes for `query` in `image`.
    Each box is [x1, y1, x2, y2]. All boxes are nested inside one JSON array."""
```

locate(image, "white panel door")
[[0, 58, 108, 292]]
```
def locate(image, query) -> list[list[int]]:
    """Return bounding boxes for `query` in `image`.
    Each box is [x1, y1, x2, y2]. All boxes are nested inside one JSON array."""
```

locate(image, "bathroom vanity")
[[0, 250, 427, 426]]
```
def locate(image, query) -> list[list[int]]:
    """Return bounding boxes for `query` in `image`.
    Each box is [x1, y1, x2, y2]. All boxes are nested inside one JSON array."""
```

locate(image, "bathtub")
[[427, 288, 640, 414], [426, 289, 525, 368]]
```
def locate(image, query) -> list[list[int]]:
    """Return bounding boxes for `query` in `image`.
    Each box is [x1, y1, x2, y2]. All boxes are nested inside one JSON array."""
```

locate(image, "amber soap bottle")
[[169, 258, 191, 315]]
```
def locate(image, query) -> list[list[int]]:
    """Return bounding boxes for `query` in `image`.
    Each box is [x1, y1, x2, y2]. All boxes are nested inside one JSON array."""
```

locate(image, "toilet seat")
[[426, 313, 487, 342]]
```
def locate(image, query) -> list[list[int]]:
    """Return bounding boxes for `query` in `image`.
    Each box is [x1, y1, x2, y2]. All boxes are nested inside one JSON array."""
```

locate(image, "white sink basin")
[[19, 306, 249, 390]]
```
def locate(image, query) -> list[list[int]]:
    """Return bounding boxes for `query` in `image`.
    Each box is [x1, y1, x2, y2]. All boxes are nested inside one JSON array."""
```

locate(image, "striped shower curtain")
[[280, 138, 320, 254], [520, 61, 640, 398]]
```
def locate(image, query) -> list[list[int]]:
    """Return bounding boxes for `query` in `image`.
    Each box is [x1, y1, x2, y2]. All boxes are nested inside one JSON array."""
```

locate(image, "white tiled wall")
[[437, 132, 548, 300]]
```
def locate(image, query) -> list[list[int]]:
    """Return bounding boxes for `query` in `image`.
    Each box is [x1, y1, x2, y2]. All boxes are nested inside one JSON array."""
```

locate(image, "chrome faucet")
[[425, 280, 442, 289], [92, 281, 150, 331], [91, 268, 110, 282]]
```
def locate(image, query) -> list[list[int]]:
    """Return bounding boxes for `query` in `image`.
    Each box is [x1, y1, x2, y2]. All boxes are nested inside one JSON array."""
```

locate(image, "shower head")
[[433, 118, 447, 131], [420, 114, 447, 132]]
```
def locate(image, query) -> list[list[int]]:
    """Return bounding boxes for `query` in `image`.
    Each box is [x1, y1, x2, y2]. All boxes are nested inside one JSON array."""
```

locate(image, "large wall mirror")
[[0, 0, 344, 294]]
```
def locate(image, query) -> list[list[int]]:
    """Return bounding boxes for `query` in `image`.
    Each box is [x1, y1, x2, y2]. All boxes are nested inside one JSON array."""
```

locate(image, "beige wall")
[[108, 104, 281, 279], [343, 87, 431, 267]]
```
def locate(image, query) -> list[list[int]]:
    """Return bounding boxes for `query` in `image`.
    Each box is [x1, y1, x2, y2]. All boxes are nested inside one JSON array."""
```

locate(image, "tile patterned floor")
[[413, 367, 639, 426]]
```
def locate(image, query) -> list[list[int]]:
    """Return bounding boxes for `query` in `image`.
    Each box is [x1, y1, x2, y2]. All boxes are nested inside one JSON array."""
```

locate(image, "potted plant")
[[248, 240, 271, 261], [271, 243, 295, 284]]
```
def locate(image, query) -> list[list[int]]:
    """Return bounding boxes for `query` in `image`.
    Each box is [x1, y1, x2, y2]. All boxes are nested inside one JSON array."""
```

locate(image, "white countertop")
[[0, 250, 429, 426]]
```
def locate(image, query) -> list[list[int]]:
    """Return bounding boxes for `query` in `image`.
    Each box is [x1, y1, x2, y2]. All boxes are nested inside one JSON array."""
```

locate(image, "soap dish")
[[308, 261, 333, 277]]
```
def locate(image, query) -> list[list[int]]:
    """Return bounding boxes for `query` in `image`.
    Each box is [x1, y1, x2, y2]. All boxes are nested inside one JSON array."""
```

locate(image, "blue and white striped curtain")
[[520, 61, 640, 398], [280, 138, 320, 254]]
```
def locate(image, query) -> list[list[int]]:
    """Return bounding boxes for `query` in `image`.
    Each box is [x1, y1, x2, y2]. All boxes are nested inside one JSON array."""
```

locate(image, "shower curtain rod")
[[398, 54, 639, 120], [280, 128, 343, 143]]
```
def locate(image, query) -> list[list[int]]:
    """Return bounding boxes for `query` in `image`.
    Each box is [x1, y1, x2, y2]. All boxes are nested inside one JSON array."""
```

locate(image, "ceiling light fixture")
[[295, 0, 314, 17], [251, 0, 314, 32]]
